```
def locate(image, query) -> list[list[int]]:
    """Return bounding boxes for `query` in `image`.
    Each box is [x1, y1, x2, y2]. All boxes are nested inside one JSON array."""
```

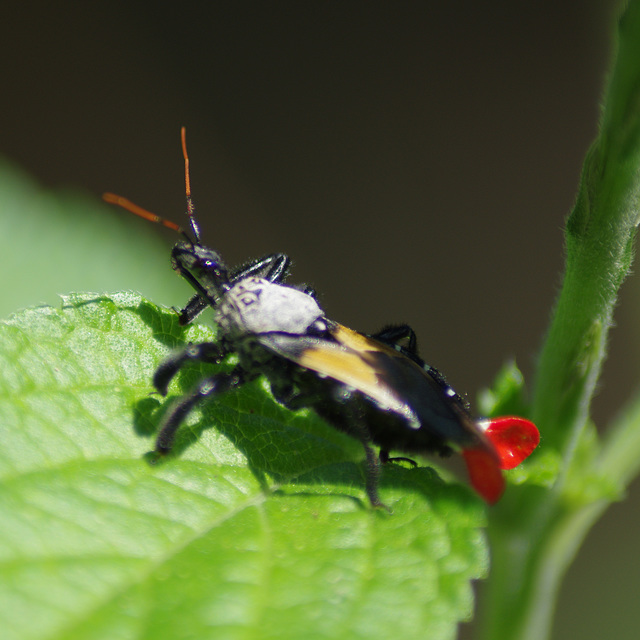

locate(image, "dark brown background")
[[1, 2, 637, 637]]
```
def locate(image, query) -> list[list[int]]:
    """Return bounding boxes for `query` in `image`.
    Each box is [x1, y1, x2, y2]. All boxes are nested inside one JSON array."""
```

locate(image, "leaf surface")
[[0, 293, 490, 640]]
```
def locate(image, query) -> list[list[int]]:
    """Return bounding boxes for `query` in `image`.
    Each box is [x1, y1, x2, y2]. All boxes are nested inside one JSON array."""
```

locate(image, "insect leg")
[[361, 439, 386, 509], [271, 378, 386, 508], [175, 294, 210, 325], [231, 253, 291, 283], [340, 408, 388, 509], [154, 342, 229, 396], [379, 449, 418, 467], [155, 367, 245, 454], [373, 325, 470, 412], [372, 324, 418, 355], [176, 254, 295, 324]]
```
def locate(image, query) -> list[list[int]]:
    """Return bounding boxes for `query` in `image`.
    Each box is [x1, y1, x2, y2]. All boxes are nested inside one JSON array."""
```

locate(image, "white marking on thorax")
[[216, 277, 324, 336]]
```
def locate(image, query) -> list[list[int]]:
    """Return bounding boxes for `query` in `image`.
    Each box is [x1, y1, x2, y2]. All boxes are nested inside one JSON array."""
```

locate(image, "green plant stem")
[[599, 388, 640, 487], [478, 2, 640, 639], [479, 387, 640, 640]]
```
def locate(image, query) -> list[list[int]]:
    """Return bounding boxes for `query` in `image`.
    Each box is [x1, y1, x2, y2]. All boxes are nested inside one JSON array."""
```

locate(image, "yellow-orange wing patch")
[[266, 324, 420, 426]]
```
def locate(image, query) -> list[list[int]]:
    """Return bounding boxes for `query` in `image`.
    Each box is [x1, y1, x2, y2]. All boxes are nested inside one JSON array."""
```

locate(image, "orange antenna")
[[181, 127, 201, 242], [102, 192, 184, 234]]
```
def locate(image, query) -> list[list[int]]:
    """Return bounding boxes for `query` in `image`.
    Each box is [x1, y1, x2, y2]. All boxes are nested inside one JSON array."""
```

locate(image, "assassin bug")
[[104, 128, 539, 507]]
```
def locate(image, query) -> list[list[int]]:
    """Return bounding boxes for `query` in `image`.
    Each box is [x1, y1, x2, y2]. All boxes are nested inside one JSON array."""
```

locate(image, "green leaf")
[[477, 360, 529, 418], [478, 362, 558, 490], [0, 293, 490, 640]]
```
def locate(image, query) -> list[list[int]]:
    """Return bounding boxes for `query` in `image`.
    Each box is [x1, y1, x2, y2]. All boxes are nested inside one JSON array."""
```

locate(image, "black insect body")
[[104, 129, 539, 507]]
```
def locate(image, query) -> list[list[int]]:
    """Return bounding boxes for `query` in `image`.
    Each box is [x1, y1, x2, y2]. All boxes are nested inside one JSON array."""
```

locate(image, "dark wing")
[[261, 323, 506, 503], [261, 323, 479, 447]]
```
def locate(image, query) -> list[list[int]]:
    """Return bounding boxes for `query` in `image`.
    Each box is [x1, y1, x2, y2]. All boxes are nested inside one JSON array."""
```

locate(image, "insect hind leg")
[[360, 440, 388, 509], [341, 408, 389, 510], [372, 324, 418, 355], [379, 449, 418, 467]]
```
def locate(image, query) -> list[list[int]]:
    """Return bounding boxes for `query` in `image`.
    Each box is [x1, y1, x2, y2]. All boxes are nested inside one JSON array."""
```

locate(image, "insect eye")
[[198, 257, 219, 271]]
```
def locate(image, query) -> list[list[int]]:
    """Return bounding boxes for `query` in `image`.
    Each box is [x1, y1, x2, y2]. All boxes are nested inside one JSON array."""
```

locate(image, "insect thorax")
[[216, 277, 324, 337]]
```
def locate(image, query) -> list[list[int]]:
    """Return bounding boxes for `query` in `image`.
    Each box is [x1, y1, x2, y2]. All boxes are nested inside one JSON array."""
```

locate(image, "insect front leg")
[[154, 342, 230, 395], [176, 254, 292, 324], [176, 294, 209, 325], [155, 366, 245, 454]]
